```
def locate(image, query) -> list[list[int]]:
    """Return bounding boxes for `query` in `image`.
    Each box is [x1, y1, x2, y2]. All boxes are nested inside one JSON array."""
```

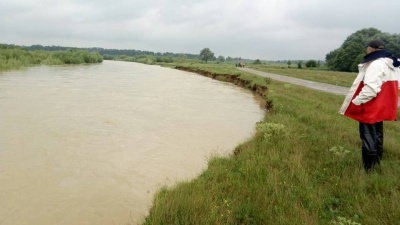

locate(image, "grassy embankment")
[[248, 64, 356, 87], [0, 45, 103, 71], [247, 64, 400, 97], [141, 62, 400, 225]]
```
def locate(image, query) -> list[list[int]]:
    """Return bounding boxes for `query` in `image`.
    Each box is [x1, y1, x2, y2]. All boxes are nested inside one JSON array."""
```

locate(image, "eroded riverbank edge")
[[174, 66, 273, 111]]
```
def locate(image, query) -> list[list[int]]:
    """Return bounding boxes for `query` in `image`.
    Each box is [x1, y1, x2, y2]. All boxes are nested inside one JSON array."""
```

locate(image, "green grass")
[[0, 45, 103, 71], [248, 64, 357, 87], [141, 62, 400, 225]]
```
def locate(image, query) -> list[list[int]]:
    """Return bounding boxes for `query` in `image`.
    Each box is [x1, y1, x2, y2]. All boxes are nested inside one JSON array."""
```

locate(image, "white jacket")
[[339, 57, 399, 123]]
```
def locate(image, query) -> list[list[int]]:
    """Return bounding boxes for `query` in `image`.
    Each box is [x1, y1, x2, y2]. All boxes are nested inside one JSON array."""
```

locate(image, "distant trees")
[[305, 60, 317, 68], [23, 44, 199, 60], [287, 60, 292, 68], [325, 27, 400, 72], [16, 44, 264, 65], [199, 48, 215, 63], [297, 60, 302, 69], [156, 56, 174, 63], [226, 56, 233, 62], [217, 55, 225, 62], [253, 59, 262, 64]]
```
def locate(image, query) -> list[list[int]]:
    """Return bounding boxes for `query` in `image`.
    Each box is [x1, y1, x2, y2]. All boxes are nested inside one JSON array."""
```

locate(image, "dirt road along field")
[[238, 67, 400, 107]]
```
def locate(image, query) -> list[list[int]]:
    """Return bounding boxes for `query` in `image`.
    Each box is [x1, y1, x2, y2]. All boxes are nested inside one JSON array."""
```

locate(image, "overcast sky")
[[1, 0, 399, 60]]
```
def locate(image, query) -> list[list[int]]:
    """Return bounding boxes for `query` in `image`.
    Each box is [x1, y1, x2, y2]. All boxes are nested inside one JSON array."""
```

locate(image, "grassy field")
[[141, 62, 400, 225], [248, 64, 357, 87]]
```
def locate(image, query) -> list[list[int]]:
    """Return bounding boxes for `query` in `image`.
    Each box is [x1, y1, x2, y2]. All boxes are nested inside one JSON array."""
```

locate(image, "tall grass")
[[141, 63, 400, 225], [0, 45, 103, 71], [115, 54, 174, 65]]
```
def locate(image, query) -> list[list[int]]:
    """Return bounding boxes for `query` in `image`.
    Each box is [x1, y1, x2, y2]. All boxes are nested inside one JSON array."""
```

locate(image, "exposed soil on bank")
[[174, 66, 273, 111]]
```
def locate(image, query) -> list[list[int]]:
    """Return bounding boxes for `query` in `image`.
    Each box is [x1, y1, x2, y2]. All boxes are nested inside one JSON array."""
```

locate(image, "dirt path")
[[239, 67, 350, 95], [238, 67, 400, 106]]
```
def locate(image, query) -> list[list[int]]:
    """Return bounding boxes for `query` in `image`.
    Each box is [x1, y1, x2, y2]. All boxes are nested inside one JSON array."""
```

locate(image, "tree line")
[[3, 43, 255, 65], [4, 27, 397, 72], [326, 27, 400, 72], [23, 44, 200, 60], [199, 27, 399, 72], [24, 44, 253, 64]]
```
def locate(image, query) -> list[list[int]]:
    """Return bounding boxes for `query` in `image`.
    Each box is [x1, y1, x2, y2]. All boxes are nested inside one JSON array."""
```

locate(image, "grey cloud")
[[1, 0, 399, 60]]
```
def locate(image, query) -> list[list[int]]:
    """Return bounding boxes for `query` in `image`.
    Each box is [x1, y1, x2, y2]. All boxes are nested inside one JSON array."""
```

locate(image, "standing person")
[[339, 39, 400, 172]]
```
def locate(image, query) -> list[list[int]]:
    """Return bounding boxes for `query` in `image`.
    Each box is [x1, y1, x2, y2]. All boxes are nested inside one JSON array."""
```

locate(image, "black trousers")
[[359, 122, 383, 171]]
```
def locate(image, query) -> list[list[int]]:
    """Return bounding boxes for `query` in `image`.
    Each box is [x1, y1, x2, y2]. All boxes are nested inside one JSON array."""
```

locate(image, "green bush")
[[253, 59, 262, 64], [305, 60, 317, 68], [0, 46, 103, 71]]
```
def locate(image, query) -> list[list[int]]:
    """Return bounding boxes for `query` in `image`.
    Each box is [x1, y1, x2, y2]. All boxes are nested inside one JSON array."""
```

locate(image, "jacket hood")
[[383, 57, 398, 70], [362, 50, 400, 68], [392, 57, 400, 67]]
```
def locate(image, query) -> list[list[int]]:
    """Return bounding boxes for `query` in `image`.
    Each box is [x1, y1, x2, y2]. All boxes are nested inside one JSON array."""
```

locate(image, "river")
[[0, 60, 264, 225]]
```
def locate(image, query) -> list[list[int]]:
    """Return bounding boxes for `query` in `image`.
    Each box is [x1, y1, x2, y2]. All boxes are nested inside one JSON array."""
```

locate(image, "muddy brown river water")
[[0, 61, 264, 225]]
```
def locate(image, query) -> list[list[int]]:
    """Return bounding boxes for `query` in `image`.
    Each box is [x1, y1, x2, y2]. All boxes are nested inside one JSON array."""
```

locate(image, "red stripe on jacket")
[[344, 81, 398, 123]]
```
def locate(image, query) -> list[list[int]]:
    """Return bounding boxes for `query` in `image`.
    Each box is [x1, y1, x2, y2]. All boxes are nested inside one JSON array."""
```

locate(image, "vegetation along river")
[[0, 60, 264, 225]]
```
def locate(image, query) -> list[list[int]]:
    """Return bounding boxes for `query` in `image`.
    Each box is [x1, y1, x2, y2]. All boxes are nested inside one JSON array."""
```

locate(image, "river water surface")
[[0, 61, 264, 225]]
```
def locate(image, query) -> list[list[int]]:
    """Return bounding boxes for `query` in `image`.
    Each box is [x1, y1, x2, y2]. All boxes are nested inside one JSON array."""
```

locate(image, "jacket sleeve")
[[352, 60, 385, 105], [397, 61, 400, 89]]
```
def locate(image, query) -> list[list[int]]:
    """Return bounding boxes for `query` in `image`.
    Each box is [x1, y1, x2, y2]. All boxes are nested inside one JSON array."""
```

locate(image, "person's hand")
[[347, 102, 363, 114]]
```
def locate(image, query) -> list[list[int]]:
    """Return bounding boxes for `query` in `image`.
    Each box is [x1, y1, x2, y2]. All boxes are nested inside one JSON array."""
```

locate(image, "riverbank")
[[174, 65, 272, 111], [0, 61, 265, 225], [0, 45, 103, 71], [141, 63, 400, 225]]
